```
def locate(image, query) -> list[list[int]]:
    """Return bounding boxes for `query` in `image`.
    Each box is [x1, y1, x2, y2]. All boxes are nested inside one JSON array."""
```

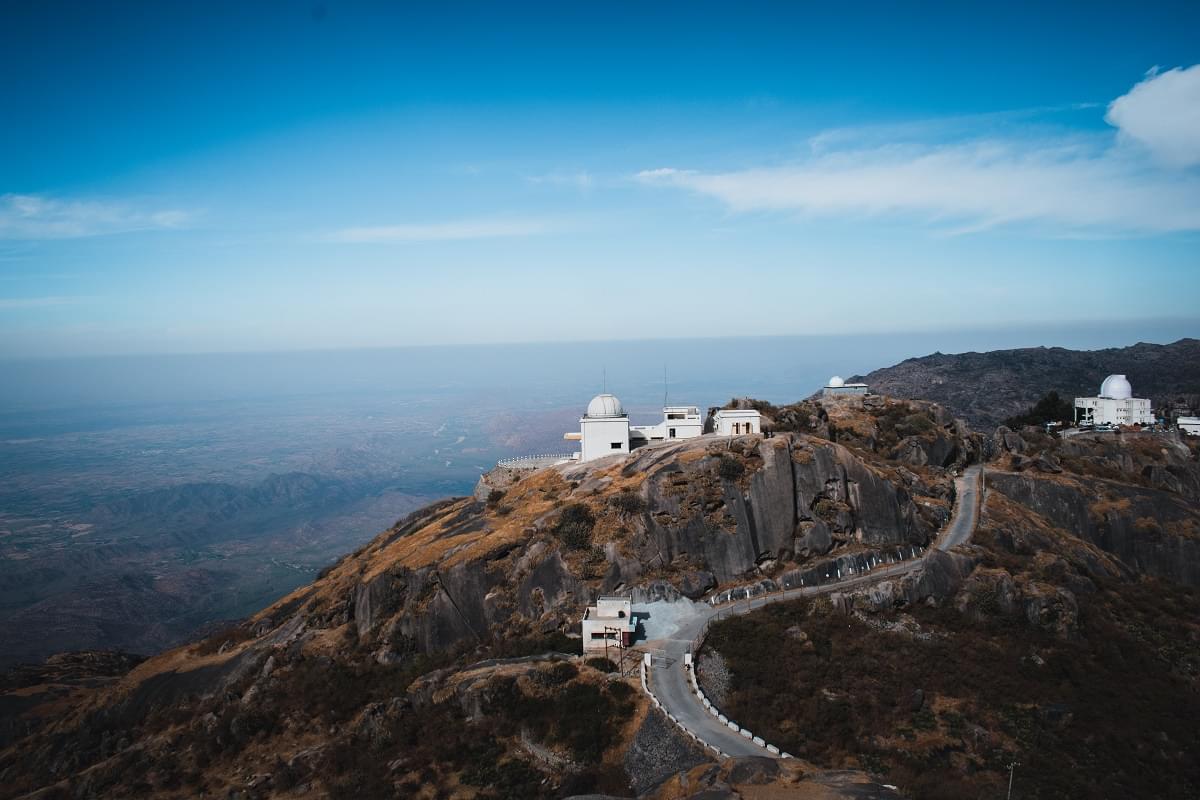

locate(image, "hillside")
[[851, 337, 1200, 429], [2, 394, 1198, 798]]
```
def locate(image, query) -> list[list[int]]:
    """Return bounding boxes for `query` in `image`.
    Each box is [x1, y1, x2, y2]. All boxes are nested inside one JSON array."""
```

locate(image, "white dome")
[[828, 376, 845, 388], [586, 393, 625, 418], [1100, 374, 1132, 400]]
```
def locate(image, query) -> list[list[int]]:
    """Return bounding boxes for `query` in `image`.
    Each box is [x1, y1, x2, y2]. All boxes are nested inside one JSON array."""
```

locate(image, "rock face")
[[987, 471, 1200, 587], [635, 436, 945, 585]]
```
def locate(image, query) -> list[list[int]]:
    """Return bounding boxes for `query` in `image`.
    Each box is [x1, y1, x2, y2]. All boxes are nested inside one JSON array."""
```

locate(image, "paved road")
[[643, 464, 985, 758], [939, 464, 983, 551]]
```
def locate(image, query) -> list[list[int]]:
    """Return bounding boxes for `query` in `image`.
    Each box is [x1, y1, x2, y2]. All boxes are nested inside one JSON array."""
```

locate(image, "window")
[[668, 413, 684, 420], [669, 427, 676, 438], [611, 442, 622, 449]]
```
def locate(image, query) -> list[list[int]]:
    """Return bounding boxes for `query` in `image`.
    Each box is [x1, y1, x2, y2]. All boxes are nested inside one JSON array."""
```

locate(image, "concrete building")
[[631, 405, 703, 445], [581, 596, 636, 652], [1074, 375, 1154, 427], [713, 408, 762, 435], [566, 395, 703, 462], [1179, 416, 1200, 436], [562, 393, 630, 462], [822, 375, 869, 398]]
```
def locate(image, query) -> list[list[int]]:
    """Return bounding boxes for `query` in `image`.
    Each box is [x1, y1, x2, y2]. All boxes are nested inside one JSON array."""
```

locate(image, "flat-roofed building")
[[581, 596, 636, 651]]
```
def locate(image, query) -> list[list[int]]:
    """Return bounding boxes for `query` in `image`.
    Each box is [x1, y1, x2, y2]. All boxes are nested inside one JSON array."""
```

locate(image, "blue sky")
[[2, 1, 1198, 357]]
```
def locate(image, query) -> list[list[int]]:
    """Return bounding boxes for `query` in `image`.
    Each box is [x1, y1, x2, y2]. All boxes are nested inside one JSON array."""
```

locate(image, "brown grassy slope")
[[702, 489, 1200, 800]]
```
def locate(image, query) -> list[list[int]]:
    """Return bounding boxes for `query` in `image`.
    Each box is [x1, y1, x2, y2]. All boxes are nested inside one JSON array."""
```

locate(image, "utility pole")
[[1007, 761, 1020, 800]]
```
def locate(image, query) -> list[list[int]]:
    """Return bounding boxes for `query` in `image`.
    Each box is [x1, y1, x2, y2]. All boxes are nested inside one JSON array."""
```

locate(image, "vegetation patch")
[[702, 583, 1200, 800]]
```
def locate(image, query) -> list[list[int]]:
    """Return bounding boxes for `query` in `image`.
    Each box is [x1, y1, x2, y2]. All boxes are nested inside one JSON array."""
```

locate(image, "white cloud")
[[1106, 64, 1200, 167], [326, 217, 559, 243], [0, 194, 193, 239], [636, 67, 1200, 236]]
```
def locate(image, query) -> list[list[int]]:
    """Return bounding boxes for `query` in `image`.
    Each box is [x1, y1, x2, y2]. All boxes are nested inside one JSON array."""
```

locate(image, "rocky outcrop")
[[987, 471, 1200, 587], [637, 436, 945, 585]]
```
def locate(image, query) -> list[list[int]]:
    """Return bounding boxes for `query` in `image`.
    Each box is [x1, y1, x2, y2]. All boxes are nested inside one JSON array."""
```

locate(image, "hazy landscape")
[[6, 326, 1194, 667], [4, 3, 1199, 798]]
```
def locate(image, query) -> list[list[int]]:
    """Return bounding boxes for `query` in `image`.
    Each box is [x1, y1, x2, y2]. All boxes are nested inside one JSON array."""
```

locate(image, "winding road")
[[642, 465, 984, 758]]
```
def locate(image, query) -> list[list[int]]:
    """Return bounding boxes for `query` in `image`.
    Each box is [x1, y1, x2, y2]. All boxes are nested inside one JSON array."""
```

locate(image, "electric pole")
[[1007, 761, 1020, 800]]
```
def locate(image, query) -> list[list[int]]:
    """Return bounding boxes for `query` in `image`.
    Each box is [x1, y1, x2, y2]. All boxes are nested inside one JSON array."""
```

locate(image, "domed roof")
[[1100, 374, 1132, 400], [828, 376, 845, 388], [586, 393, 625, 418]]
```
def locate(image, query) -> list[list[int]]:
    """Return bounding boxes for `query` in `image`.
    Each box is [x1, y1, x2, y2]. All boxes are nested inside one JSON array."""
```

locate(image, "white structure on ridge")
[[822, 375, 869, 398], [631, 405, 703, 445], [1074, 374, 1154, 427], [712, 408, 762, 436], [565, 395, 703, 462], [582, 596, 636, 651], [1178, 416, 1200, 436]]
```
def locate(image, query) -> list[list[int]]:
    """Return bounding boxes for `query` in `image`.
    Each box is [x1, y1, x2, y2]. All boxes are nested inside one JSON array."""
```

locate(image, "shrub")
[[718, 455, 745, 481], [585, 657, 617, 673], [553, 503, 596, 550], [487, 489, 506, 506], [610, 490, 646, 514]]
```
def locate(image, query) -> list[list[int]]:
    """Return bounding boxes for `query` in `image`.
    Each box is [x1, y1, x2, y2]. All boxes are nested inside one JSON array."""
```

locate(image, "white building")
[[566, 395, 703, 462], [1179, 416, 1200, 436], [562, 393, 630, 462], [712, 408, 762, 435], [822, 375, 869, 398], [581, 595, 636, 652], [631, 405, 703, 445], [1074, 375, 1154, 427]]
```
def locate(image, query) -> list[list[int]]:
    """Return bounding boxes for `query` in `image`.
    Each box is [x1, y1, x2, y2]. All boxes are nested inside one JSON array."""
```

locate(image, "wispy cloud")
[[325, 217, 561, 243], [636, 68, 1200, 236], [0, 194, 194, 240]]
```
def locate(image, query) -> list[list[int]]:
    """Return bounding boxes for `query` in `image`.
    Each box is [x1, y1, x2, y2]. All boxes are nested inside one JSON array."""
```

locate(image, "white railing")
[[496, 453, 575, 468]]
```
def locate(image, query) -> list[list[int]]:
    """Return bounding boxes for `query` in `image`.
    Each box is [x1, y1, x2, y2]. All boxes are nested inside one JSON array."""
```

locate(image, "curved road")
[[643, 465, 984, 758]]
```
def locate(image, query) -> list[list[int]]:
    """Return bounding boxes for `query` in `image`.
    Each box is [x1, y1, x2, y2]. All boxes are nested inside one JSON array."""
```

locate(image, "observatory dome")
[[586, 393, 625, 418], [828, 376, 845, 388], [1099, 374, 1133, 400]]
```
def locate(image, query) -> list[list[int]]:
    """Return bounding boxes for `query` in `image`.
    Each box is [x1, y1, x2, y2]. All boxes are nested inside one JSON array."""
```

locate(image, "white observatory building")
[[1074, 375, 1154, 427], [564, 393, 631, 462], [564, 394, 704, 462], [822, 375, 869, 398]]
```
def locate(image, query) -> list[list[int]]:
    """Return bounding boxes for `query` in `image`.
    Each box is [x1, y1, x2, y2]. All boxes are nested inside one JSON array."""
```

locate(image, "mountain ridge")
[[850, 337, 1200, 429]]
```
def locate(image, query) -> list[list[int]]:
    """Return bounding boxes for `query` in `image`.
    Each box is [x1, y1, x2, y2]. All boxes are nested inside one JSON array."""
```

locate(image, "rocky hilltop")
[[851, 337, 1200, 429], [2, 393, 1198, 799]]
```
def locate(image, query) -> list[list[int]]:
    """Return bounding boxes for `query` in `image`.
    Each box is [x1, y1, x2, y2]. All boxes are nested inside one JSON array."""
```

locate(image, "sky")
[[1, 1, 1198, 358]]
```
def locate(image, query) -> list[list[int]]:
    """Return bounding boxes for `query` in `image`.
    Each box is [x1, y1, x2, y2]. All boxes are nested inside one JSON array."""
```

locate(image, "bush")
[[553, 503, 596, 550], [897, 413, 935, 437], [487, 489, 506, 506], [718, 455, 745, 481], [610, 490, 646, 514], [585, 657, 617, 673]]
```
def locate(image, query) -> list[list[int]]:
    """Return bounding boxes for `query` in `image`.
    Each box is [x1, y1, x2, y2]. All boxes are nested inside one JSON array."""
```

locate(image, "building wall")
[[1074, 396, 1154, 426], [580, 417, 631, 461], [1179, 417, 1200, 436], [822, 384, 868, 398], [714, 410, 762, 435]]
